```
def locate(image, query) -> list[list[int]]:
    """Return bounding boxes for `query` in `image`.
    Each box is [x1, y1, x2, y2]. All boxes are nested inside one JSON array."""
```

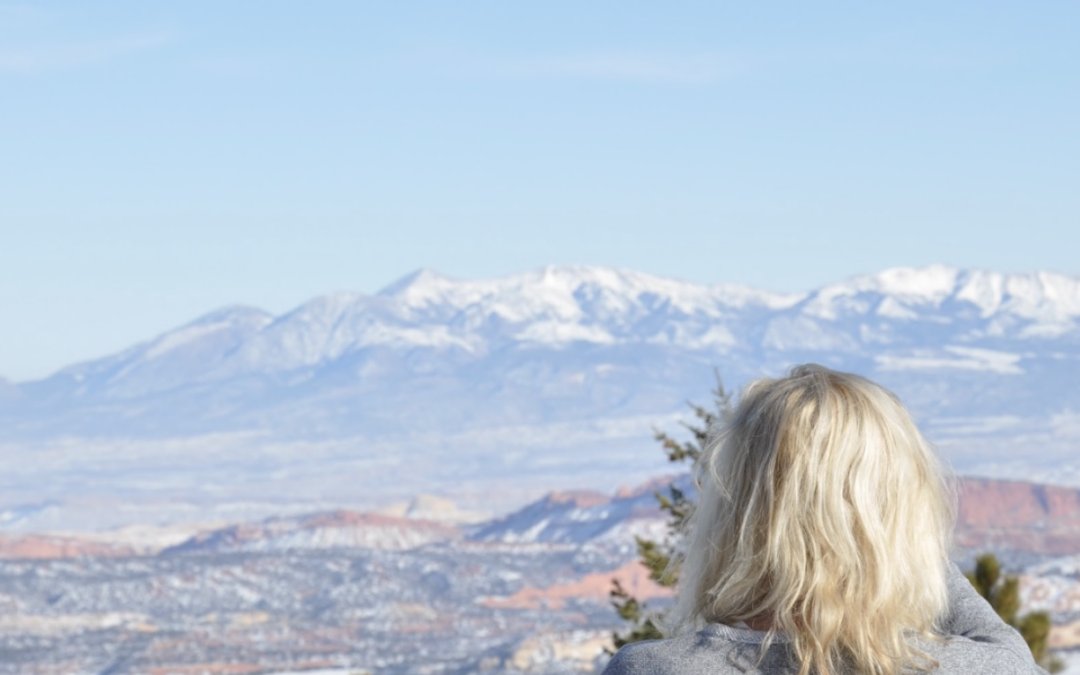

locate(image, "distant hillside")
[[165, 511, 460, 554], [8, 475, 1075, 560], [474, 475, 1080, 558], [2, 265, 1079, 530], [1, 474, 1077, 675]]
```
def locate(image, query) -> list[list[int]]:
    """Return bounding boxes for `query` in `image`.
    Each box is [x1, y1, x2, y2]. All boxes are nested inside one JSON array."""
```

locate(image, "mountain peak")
[[798, 265, 1080, 322], [377, 268, 454, 297], [19, 263, 1080, 403], [816, 265, 961, 302], [188, 305, 274, 327]]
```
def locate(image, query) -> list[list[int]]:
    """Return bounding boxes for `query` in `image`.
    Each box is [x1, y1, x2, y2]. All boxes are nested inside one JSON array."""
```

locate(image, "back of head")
[[664, 364, 954, 675]]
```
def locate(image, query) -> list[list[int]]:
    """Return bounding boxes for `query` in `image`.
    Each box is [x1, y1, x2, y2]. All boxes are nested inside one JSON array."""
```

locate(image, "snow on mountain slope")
[[765, 266, 1080, 353], [30, 306, 274, 399], [803, 266, 1080, 321], [469, 475, 691, 545], [26, 266, 804, 393], [6, 264, 1080, 438], [20, 264, 1080, 402], [2, 264, 1080, 530]]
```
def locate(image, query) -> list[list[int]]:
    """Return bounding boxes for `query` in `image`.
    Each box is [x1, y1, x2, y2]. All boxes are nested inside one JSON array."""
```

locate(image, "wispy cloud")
[[0, 32, 173, 74], [516, 46, 997, 84], [188, 54, 299, 80], [516, 53, 737, 84], [384, 47, 740, 85], [383, 41, 1000, 86]]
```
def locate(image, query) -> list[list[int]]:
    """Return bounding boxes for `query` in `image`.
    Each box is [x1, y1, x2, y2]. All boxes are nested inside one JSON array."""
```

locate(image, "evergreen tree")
[[964, 552, 1063, 673], [609, 371, 731, 650]]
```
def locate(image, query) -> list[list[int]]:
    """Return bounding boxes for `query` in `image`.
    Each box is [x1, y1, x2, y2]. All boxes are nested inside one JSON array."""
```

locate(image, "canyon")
[[0, 475, 1077, 674]]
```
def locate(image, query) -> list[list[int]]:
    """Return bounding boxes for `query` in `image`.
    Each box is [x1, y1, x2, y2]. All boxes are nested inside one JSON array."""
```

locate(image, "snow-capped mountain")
[[16, 264, 1080, 426], [2, 265, 1080, 530], [23, 266, 800, 399]]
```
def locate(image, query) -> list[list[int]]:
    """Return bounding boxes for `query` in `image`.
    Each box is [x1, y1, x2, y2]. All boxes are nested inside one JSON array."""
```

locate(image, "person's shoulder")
[[602, 640, 669, 675], [601, 632, 740, 675], [919, 634, 1048, 675]]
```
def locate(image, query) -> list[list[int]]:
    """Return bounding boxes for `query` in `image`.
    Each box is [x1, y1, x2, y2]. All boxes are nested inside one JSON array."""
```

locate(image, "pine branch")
[[965, 553, 1062, 672], [610, 369, 732, 649]]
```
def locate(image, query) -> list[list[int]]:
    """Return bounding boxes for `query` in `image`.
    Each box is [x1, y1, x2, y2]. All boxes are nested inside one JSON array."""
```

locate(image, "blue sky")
[[2, 2, 1078, 380]]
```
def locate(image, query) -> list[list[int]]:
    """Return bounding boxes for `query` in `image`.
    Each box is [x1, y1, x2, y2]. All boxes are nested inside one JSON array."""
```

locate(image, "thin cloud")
[[0, 32, 173, 74], [518, 47, 998, 85], [391, 48, 740, 85], [188, 54, 299, 79], [521, 53, 736, 84]]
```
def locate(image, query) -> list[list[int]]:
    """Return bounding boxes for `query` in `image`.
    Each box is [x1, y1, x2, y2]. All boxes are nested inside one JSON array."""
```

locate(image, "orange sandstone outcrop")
[[0, 533, 136, 560], [958, 478, 1080, 527], [955, 478, 1080, 555], [543, 490, 613, 509], [481, 560, 672, 611]]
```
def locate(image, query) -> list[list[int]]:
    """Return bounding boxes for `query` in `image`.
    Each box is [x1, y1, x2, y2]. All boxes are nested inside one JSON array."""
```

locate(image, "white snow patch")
[[142, 323, 229, 360], [516, 321, 616, 345], [800, 266, 1080, 326], [954, 270, 1006, 316], [763, 317, 858, 351], [876, 297, 919, 320], [358, 324, 477, 351], [872, 265, 960, 302], [646, 324, 737, 349], [804, 265, 960, 319], [684, 325, 738, 349], [503, 518, 551, 544]]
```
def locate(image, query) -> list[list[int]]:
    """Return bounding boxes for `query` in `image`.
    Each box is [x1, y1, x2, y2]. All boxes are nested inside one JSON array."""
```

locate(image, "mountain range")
[[3, 264, 1080, 531]]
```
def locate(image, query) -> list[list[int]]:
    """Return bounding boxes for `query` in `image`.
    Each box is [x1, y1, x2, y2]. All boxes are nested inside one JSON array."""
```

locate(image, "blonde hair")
[[664, 364, 955, 675]]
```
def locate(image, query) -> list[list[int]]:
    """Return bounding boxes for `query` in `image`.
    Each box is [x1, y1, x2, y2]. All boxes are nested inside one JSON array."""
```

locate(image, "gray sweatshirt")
[[602, 562, 1050, 674]]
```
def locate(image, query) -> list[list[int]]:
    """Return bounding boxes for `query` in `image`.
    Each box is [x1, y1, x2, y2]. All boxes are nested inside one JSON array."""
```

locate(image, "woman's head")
[[664, 364, 955, 675]]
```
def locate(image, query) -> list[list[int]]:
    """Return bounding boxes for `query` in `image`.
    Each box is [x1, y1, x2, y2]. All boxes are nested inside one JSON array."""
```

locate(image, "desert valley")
[[0, 475, 1078, 674]]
